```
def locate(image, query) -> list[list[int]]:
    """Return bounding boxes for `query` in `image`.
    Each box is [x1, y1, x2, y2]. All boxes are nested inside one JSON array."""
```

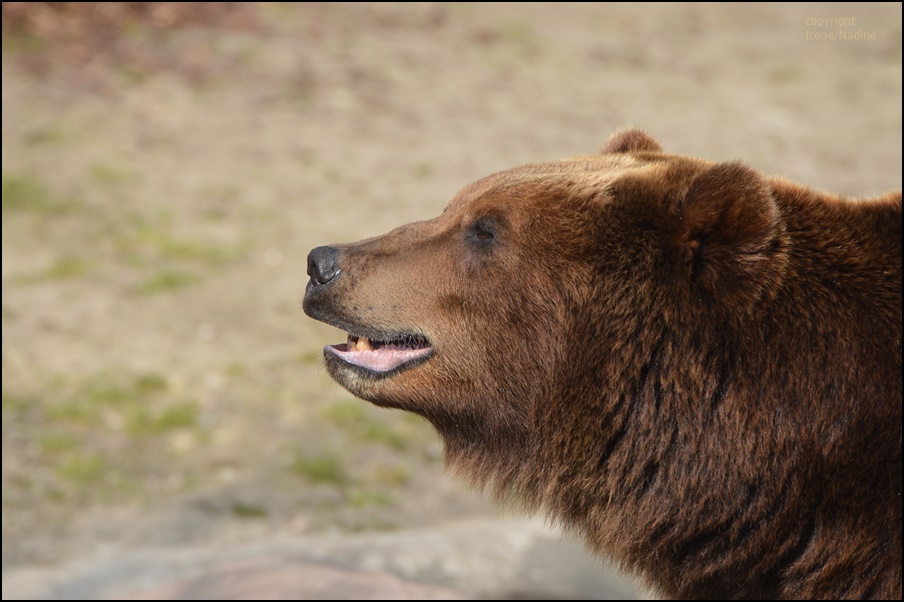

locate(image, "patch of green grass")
[[2, 174, 47, 212], [88, 162, 136, 187], [118, 65, 150, 86], [358, 422, 408, 450], [126, 401, 198, 436], [45, 257, 91, 280], [39, 431, 79, 455], [1, 29, 46, 54], [136, 269, 198, 295], [24, 124, 71, 147], [1, 174, 83, 214], [2, 390, 37, 413], [291, 451, 348, 485], [321, 400, 366, 425], [231, 501, 268, 518], [133, 373, 169, 394], [55, 452, 108, 484], [83, 382, 133, 406], [46, 398, 106, 424], [322, 401, 412, 450], [159, 238, 245, 265], [224, 361, 247, 377], [347, 488, 393, 508], [12, 257, 92, 285]]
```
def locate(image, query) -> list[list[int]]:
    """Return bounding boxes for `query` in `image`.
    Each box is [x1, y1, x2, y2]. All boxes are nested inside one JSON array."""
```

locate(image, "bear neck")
[[526, 326, 794, 598], [432, 403, 537, 503]]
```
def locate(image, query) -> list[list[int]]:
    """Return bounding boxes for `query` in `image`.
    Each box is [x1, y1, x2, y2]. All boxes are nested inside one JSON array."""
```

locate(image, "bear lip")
[[325, 332, 433, 375]]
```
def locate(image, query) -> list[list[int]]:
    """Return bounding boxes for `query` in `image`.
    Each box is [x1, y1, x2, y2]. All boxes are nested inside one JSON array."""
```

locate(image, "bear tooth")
[[347, 334, 356, 348], [356, 336, 373, 352]]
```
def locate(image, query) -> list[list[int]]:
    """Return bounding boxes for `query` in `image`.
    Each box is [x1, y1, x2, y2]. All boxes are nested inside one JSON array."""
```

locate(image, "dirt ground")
[[2, 2, 901, 597]]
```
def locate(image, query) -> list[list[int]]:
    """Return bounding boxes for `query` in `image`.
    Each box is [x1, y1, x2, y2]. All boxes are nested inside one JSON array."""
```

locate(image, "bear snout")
[[306, 245, 341, 287], [303, 244, 350, 329]]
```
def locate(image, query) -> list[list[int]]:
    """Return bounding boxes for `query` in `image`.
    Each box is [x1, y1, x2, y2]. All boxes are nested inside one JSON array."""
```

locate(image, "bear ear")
[[677, 161, 786, 309], [602, 129, 663, 154]]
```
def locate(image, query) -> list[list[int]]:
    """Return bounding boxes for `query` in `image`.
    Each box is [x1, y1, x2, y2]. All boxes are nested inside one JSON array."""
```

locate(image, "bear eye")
[[467, 218, 497, 244]]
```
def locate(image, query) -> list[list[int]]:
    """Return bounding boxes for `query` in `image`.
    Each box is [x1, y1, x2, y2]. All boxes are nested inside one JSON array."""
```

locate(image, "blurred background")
[[2, 3, 901, 599]]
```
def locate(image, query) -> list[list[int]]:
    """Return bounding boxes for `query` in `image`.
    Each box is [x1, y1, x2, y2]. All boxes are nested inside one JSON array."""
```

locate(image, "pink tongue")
[[328, 344, 431, 372]]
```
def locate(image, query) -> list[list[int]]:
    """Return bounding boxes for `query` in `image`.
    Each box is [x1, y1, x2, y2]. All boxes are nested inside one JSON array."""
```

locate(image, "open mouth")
[[325, 332, 433, 376]]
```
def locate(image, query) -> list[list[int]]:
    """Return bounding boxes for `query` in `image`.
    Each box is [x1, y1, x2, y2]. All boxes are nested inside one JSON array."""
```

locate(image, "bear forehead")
[[446, 152, 711, 213]]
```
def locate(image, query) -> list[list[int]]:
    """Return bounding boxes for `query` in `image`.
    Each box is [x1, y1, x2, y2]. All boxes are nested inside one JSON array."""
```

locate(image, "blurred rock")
[[122, 560, 472, 600], [2, 519, 645, 600]]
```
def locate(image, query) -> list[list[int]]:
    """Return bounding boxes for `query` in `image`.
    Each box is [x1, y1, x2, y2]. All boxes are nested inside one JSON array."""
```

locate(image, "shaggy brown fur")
[[303, 130, 902, 599]]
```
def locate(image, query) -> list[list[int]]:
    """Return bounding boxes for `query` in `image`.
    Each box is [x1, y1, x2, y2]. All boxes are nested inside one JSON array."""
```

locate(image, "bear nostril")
[[307, 245, 341, 286]]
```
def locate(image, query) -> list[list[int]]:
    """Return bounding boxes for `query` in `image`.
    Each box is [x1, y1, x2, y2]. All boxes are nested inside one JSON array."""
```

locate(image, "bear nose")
[[307, 245, 340, 286]]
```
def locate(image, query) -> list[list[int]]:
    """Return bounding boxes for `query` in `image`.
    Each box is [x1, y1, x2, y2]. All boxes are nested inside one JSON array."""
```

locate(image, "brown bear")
[[303, 129, 902, 599]]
